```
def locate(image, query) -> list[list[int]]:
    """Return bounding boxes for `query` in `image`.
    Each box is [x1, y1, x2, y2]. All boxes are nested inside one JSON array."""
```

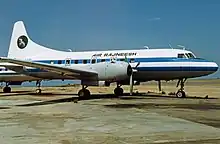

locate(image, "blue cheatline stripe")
[[0, 66, 216, 73], [136, 67, 218, 71], [35, 57, 212, 64]]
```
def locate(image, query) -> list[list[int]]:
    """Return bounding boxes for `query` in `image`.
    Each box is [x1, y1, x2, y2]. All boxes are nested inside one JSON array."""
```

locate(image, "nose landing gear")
[[176, 78, 187, 98]]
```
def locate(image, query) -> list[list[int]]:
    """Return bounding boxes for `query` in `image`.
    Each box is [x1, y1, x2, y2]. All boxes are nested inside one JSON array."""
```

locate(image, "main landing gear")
[[36, 80, 42, 94], [176, 78, 187, 98], [78, 85, 91, 97], [77, 83, 125, 97], [3, 82, 11, 93], [114, 83, 124, 96]]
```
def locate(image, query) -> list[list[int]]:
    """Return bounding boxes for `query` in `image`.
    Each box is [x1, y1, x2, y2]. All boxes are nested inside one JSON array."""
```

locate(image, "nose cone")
[[191, 59, 218, 77], [204, 61, 218, 76], [210, 62, 218, 73]]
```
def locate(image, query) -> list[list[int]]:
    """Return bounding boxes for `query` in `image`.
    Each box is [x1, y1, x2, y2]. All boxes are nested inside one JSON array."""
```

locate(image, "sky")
[[0, 0, 220, 78]]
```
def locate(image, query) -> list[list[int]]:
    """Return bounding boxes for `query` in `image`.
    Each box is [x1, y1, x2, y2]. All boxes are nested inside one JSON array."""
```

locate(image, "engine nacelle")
[[90, 61, 132, 82]]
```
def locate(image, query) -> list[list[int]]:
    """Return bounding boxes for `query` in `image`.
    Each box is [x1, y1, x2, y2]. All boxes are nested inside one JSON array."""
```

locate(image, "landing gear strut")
[[3, 82, 11, 93], [78, 85, 90, 97], [158, 80, 162, 92], [36, 80, 42, 94], [114, 83, 124, 96], [176, 78, 187, 98]]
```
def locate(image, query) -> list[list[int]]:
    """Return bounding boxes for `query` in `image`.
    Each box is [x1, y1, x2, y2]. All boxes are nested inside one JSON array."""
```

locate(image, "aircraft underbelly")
[[28, 70, 211, 81], [134, 71, 213, 80], [0, 70, 213, 83]]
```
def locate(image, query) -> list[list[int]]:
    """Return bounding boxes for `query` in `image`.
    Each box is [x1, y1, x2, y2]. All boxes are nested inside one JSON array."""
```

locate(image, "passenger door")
[[90, 55, 97, 64], [65, 58, 71, 66]]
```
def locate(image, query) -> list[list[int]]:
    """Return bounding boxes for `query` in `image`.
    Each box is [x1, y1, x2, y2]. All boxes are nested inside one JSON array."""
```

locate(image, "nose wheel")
[[176, 78, 187, 98], [176, 90, 186, 98]]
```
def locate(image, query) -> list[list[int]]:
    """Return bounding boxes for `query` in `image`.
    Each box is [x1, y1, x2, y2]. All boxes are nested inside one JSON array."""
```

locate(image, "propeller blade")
[[124, 55, 135, 95], [129, 71, 133, 95]]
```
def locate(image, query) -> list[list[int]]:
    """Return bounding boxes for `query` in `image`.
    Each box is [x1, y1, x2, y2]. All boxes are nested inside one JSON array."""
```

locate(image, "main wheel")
[[78, 89, 91, 97], [3, 87, 11, 93], [114, 87, 124, 96], [176, 90, 186, 98], [36, 89, 42, 94]]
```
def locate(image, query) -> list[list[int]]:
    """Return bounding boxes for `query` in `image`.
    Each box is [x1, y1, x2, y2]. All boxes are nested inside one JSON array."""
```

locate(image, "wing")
[[0, 57, 98, 78]]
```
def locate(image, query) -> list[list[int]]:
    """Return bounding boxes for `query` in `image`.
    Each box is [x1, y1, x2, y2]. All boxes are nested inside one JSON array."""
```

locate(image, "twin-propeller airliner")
[[0, 21, 218, 98]]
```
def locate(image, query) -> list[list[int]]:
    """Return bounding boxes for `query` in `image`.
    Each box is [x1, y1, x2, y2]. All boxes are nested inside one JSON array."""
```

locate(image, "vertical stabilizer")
[[8, 21, 31, 58], [7, 21, 60, 60]]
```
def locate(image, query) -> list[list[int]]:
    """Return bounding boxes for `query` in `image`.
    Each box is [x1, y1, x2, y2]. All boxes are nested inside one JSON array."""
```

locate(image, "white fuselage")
[[0, 21, 218, 85], [0, 48, 218, 84]]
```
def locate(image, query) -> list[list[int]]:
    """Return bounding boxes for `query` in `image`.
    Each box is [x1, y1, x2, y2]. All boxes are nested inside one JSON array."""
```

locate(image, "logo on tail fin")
[[17, 35, 28, 49]]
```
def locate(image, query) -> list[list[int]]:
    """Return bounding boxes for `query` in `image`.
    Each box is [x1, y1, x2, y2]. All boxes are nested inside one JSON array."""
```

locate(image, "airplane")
[[0, 21, 218, 98]]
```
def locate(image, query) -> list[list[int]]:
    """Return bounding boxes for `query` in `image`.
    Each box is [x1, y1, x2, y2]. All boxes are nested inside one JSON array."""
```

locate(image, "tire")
[[114, 88, 124, 96], [3, 87, 11, 93], [36, 89, 42, 94], [78, 89, 90, 97], [176, 90, 186, 98]]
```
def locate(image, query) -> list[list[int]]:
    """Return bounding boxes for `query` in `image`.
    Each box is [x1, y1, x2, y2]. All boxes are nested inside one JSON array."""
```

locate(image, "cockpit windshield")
[[177, 53, 196, 59], [184, 53, 196, 59], [187, 53, 196, 58]]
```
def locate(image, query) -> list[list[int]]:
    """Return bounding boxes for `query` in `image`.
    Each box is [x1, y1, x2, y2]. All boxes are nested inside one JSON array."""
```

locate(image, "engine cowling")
[[91, 61, 132, 82]]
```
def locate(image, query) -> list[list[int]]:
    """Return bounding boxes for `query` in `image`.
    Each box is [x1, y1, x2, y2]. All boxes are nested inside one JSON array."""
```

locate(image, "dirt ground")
[[0, 79, 220, 144]]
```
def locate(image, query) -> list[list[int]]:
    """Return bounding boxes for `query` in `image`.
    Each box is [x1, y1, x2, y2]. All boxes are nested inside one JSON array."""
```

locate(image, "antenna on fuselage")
[[67, 49, 73, 52], [168, 44, 173, 49], [144, 45, 149, 49], [177, 45, 186, 50]]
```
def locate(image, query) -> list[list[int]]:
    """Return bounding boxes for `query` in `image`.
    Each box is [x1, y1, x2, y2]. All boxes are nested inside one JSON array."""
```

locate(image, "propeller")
[[124, 56, 140, 95], [129, 69, 133, 95]]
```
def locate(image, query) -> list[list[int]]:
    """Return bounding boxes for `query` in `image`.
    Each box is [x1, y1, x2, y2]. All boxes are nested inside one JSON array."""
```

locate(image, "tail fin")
[[8, 21, 60, 59]]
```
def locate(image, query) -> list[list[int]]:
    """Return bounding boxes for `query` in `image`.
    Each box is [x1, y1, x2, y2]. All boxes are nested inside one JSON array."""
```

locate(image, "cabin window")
[[66, 59, 70, 65], [91, 59, 96, 64], [101, 59, 105, 62], [177, 53, 186, 58], [110, 57, 116, 63], [83, 60, 87, 64], [74, 60, 78, 64], [58, 60, 62, 64], [130, 58, 135, 63], [120, 59, 125, 61]]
